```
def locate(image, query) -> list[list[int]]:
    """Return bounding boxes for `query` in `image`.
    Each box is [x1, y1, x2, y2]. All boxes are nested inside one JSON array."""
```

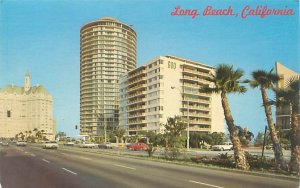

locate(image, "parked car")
[[64, 142, 75, 146], [42, 141, 59, 149], [98, 142, 118, 149], [130, 142, 148, 151], [79, 142, 98, 148], [16, 141, 27, 147], [1, 142, 9, 146], [211, 142, 233, 151]]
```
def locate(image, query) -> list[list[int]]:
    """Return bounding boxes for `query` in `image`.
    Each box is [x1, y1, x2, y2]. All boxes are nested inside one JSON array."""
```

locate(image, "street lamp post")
[[171, 86, 190, 151]]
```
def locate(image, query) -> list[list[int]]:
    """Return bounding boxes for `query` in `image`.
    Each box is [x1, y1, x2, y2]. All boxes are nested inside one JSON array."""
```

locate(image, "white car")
[[16, 141, 27, 147], [212, 142, 233, 151], [64, 142, 75, 146], [98, 142, 118, 149], [79, 142, 98, 148], [43, 141, 59, 149]]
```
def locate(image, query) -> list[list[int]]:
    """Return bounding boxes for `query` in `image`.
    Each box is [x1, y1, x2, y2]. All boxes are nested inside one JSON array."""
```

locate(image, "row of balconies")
[[182, 75, 210, 83], [128, 91, 146, 99], [127, 125, 146, 131], [128, 69, 146, 78], [183, 90, 210, 97], [81, 43, 136, 54], [81, 35, 136, 46], [128, 105, 146, 112], [128, 112, 145, 118], [182, 69, 210, 76], [128, 119, 146, 125], [189, 119, 211, 124], [80, 31, 136, 43], [81, 45, 136, 56], [128, 98, 145, 105], [182, 112, 210, 117], [182, 104, 210, 110], [128, 77, 146, 86], [80, 48, 136, 59], [128, 84, 146, 92]]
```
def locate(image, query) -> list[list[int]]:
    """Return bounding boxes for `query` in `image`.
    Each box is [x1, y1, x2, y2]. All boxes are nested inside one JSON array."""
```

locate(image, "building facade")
[[119, 56, 224, 135], [0, 73, 56, 140], [275, 62, 300, 130], [80, 17, 137, 136]]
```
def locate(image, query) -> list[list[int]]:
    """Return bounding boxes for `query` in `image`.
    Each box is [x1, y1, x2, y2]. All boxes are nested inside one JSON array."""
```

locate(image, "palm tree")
[[247, 69, 287, 170], [275, 78, 300, 174], [201, 64, 249, 170], [36, 131, 42, 142]]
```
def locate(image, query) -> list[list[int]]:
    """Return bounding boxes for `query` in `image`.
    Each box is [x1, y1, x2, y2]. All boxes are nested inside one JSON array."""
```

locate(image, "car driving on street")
[[16, 140, 27, 147], [42, 141, 59, 149]]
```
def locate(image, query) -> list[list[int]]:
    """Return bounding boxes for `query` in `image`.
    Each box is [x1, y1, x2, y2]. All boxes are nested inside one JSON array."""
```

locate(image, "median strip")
[[188, 180, 224, 188], [42, 159, 50, 163], [62, 168, 78, 175], [113, 164, 136, 170]]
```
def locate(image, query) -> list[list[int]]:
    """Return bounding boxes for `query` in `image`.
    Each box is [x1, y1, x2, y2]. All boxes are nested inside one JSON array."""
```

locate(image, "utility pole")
[[261, 125, 268, 166]]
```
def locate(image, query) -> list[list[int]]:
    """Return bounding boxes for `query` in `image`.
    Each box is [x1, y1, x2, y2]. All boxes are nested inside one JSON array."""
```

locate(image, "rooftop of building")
[[0, 84, 51, 95], [80, 16, 136, 36]]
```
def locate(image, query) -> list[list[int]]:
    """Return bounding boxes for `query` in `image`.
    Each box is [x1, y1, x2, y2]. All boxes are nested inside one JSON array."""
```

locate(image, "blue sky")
[[0, 0, 299, 137]]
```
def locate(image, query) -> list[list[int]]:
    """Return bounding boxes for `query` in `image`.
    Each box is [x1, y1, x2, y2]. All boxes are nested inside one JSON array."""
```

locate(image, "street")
[[0, 145, 298, 188]]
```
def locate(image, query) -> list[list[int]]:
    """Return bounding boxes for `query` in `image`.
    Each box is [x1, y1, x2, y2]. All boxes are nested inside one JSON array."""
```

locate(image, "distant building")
[[0, 72, 56, 140], [275, 62, 300, 130], [119, 56, 225, 135], [80, 17, 137, 137]]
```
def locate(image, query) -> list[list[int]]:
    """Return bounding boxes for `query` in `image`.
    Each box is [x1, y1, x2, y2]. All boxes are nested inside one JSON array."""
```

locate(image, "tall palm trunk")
[[260, 86, 287, 170], [290, 104, 300, 174], [221, 92, 249, 170]]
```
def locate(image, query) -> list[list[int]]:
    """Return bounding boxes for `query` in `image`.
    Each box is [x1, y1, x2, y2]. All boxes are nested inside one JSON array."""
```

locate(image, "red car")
[[130, 142, 148, 151]]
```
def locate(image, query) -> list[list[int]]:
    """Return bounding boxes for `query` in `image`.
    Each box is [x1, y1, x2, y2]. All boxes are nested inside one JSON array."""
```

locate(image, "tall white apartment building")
[[0, 72, 56, 140], [119, 56, 224, 135], [80, 17, 137, 136]]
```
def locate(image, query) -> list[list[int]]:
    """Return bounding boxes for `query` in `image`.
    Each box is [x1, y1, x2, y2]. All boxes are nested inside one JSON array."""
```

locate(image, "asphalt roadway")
[[0, 145, 298, 188]]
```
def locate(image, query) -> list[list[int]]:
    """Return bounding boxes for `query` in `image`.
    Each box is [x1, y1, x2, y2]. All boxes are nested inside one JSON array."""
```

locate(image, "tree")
[[55, 131, 66, 141], [247, 69, 287, 170], [235, 126, 254, 147], [254, 132, 264, 147], [112, 128, 126, 143], [209, 132, 225, 146], [201, 64, 249, 170], [163, 116, 186, 160], [275, 78, 300, 174]]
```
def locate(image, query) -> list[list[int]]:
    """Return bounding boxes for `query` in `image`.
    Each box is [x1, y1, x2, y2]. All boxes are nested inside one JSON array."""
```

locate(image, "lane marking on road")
[[79, 157, 92, 160], [25, 151, 28, 154], [188, 180, 224, 188], [113, 164, 136, 170], [61, 152, 67, 155], [30, 154, 36, 157], [42, 159, 50, 163], [62, 168, 78, 175]]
